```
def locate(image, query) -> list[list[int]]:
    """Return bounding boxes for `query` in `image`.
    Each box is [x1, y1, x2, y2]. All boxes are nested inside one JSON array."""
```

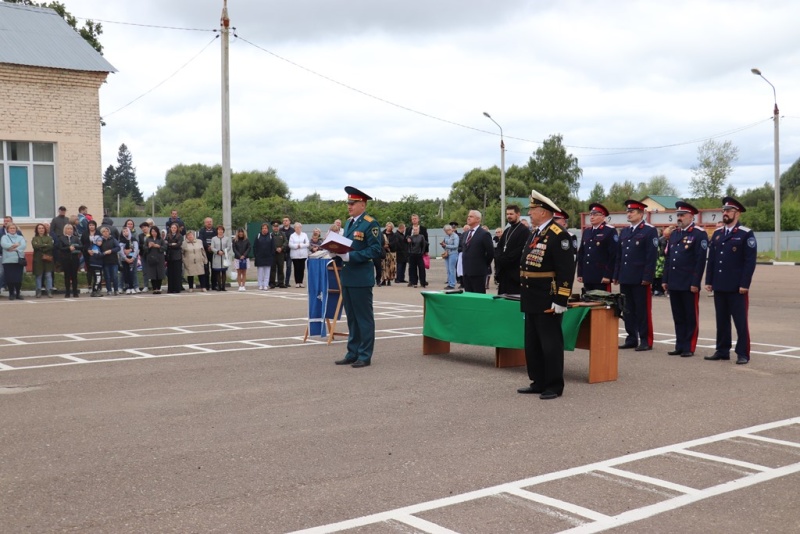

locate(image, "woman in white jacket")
[[288, 222, 309, 288]]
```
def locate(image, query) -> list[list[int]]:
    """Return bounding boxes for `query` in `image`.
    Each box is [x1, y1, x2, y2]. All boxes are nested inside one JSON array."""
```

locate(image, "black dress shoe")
[[635, 345, 652, 351], [704, 353, 730, 361], [680, 352, 694, 358], [668, 350, 682, 356], [736, 356, 749, 365], [351, 360, 370, 368], [335, 358, 357, 365], [517, 385, 544, 394], [539, 391, 561, 400], [619, 343, 638, 349]]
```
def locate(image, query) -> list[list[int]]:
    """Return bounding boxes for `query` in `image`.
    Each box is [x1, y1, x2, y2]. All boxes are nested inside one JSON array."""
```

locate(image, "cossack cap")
[[675, 200, 699, 215], [588, 203, 609, 217], [722, 196, 746, 213], [624, 199, 648, 212]]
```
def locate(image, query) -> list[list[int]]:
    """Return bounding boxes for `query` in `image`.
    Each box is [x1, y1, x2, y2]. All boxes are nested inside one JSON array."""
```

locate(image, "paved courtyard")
[[1, 262, 798, 533]]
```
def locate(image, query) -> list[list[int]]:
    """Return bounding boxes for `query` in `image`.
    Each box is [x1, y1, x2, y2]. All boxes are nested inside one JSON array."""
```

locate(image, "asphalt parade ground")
[[1, 262, 798, 533]]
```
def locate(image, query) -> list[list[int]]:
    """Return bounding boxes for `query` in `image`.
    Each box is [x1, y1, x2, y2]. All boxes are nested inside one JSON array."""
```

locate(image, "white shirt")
[[288, 232, 309, 259]]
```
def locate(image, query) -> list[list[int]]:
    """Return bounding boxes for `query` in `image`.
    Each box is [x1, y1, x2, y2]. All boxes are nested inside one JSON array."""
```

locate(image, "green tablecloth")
[[422, 292, 590, 351]]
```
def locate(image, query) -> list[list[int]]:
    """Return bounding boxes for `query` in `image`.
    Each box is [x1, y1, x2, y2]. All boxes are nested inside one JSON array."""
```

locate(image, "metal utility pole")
[[483, 112, 506, 225], [751, 68, 781, 259], [220, 1, 232, 236]]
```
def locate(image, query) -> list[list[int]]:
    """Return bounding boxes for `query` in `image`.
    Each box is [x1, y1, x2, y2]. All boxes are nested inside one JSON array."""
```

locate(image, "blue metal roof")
[[0, 3, 116, 73]]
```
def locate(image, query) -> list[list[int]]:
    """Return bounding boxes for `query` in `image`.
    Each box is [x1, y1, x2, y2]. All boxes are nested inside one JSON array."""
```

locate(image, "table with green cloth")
[[421, 291, 618, 383]]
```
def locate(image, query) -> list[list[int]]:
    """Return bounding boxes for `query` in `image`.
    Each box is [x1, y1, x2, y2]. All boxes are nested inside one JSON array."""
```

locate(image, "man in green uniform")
[[333, 186, 383, 368]]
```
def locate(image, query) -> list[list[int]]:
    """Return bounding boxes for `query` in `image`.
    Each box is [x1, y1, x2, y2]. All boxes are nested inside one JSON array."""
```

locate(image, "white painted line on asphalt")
[[290, 417, 800, 534], [64, 334, 85, 341], [596, 466, 700, 495], [0, 338, 26, 345], [672, 449, 771, 472], [741, 434, 800, 449], [184, 344, 216, 353], [504, 487, 610, 521], [393, 515, 461, 534], [117, 330, 141, 337], [170, 327, 194, 334], [0, 328, 424, 372], [562, 459, 800, 534]]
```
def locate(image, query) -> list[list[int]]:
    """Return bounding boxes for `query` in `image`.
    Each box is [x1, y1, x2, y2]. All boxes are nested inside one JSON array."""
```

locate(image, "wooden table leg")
[[495, 348, 526, 368], [423, 336, 451, 355], [586, 308, 619, 383]]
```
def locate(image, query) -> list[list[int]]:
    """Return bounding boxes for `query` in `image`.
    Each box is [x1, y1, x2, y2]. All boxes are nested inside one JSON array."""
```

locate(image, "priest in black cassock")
[[494, 204, 530, 295]]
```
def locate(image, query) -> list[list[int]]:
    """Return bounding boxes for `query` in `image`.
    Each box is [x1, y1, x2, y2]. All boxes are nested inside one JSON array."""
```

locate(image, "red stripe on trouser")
[[744, 293, 750, 357], [690, 291, 700, 352], [646, 288, 654, 346], [605, 283, 611, 293]]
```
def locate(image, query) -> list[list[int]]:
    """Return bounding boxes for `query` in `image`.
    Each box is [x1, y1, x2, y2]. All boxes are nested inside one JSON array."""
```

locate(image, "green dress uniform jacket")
[[340, 214, 383, 286], [340, 213, 383, 364]]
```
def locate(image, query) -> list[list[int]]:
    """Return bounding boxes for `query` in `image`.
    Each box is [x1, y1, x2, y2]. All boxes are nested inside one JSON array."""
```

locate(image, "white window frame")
[[0, 140, 58, 221]]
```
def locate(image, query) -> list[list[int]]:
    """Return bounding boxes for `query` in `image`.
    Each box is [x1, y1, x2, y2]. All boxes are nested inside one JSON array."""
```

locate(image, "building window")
[[1, 141, 56, 220]]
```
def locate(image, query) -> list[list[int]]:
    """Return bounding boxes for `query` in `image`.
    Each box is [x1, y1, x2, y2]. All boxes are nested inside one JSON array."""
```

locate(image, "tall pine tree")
[[114, 144, 144, 203]]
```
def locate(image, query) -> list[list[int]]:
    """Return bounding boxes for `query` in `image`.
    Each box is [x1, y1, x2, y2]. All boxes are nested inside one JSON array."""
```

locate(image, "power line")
[[237, 33, 774, 155], [101, 35, 219, 119], [74, 15, 216, 32]]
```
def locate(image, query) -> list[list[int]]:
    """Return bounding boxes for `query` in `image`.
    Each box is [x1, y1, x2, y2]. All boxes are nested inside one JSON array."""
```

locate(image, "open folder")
[[320, 232, 353, 254]]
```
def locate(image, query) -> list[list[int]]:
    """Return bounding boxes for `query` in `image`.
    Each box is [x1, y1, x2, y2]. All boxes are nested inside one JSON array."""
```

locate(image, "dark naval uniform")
[[663, 221, 707, 355], [340, 211, 383, 365], [614, 219, 658, 349], [577, 222, 618, 292], [705, 221, 756, 363], [494, 220, 530, 295], [519, 219, 576, 397]]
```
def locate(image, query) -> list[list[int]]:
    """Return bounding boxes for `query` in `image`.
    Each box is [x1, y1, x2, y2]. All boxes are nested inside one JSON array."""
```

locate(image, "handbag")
[[238, 258, 247, 270], [441, 250, 449, 259], [423, 253, 430, 269], [222, 255, 230, 268], [42, 254, 53, 262], [18, 251, 27, 267]]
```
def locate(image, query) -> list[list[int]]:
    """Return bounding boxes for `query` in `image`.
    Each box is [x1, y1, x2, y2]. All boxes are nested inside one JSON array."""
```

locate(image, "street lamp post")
[[751, 68, 780, 260], [483, 112, 506, 225]]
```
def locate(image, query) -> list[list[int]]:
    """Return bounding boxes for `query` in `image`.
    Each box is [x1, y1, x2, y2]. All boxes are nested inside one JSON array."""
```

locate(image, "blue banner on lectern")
[[307, 258, 343, 337]]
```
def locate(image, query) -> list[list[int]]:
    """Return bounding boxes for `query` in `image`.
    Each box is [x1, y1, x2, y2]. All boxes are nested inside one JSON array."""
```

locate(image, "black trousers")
[[205, 251, 215, 289], [63, 256, 80, 294], [292, 258, 306, 285], [269, 257, 284, 287], [462, 275, 486, 294], [620, 283, 652, 347], [395, 260, 407, 282], [408, 254, 426, 286], [524, 312, 565, 394], [713, 291, 750, 360], [669, 290, 700, 353]]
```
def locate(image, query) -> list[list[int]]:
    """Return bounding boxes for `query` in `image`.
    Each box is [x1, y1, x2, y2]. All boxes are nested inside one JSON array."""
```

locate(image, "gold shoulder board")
[[549, 223, 563, 235], [364, 215, 374, 223]]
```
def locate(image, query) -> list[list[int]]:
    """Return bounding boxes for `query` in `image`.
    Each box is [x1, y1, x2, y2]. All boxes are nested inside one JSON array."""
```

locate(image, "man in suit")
[[704, 197, 757, 365], [333, 187, 383, 368], [494, 204, 530, 295], [663, 201, 707, 358], [613, 199, 659, 351], [460, 210, 494, 293], [577, 202, 617, 292], [517, 190, 576, 400]]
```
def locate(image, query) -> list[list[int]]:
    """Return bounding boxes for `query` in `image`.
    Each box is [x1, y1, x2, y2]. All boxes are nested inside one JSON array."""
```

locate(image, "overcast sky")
[[66, 0, 800, 202]]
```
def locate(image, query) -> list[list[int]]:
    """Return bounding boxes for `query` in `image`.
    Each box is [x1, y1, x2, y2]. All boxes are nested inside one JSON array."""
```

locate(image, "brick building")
[[0, 3, 116, 234]]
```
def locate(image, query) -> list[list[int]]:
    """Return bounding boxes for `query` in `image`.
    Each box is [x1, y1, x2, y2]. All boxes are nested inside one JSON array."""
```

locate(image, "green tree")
[[780, 156, 800, 197], [525, 134, 582, 205], [606, 180, 637, 211], [689, 140, 739, 199], [638, 175, 679, 197], [4, 1, 104, 54], [155, 163, 220, 208], [588, 183, 605, 203]]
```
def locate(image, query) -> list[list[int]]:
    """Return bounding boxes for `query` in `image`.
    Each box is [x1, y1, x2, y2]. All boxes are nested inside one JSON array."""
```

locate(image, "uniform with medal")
[[577, 202, 617, 292], [517, 191, 576, 400], [613, 199, 659, 351], [333, 187, 383, 368], [704, 197, 757, 365], [662, 201, 707, 357]]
